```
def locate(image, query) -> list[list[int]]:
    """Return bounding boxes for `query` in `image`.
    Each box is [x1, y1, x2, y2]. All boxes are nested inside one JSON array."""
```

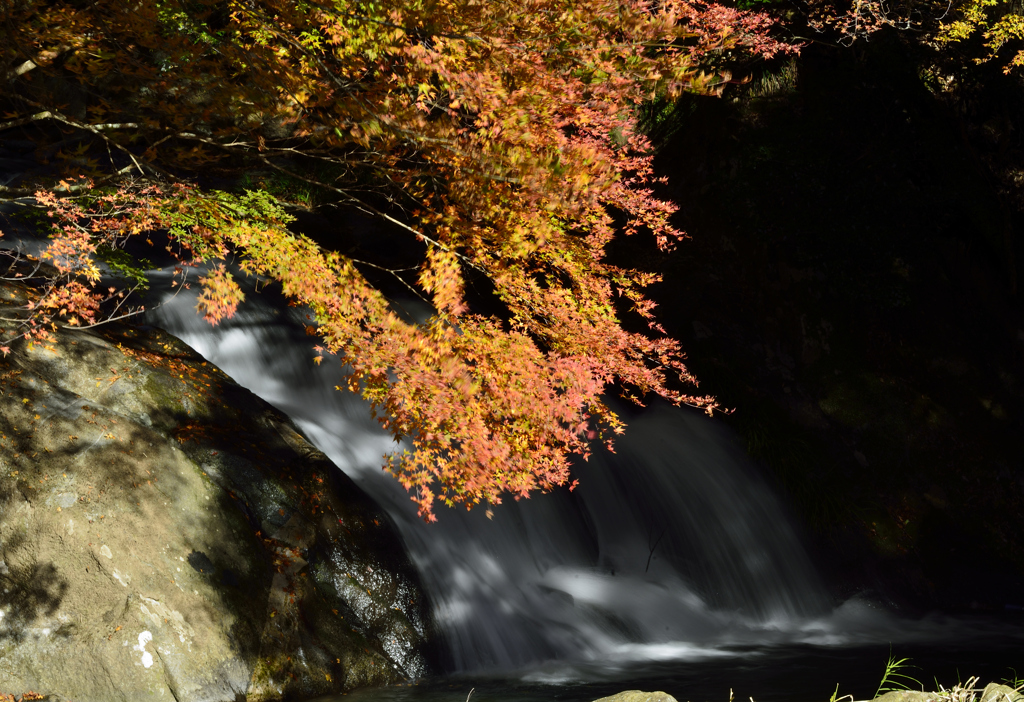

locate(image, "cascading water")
[[3, 205, 1023, 702], [143, 267, 915, 679]]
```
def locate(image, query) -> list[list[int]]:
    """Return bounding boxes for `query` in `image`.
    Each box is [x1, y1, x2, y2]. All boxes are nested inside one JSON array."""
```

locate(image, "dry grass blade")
[[934, 676, 981, 702]]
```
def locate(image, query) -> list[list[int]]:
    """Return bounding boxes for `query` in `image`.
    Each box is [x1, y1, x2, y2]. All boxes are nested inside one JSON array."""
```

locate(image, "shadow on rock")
[[0, 275, 435, 702], [0, 532, 70, 643]]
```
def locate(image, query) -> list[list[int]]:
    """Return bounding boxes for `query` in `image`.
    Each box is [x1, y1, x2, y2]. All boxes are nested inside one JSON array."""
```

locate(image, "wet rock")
[[593, 692, 679, 702], [0, 289, 433, 701]]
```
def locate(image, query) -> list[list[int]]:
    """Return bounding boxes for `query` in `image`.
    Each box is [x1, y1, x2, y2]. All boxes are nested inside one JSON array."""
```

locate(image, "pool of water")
[[139, 267, 1024, 702], [318, 636, 1024, 702]]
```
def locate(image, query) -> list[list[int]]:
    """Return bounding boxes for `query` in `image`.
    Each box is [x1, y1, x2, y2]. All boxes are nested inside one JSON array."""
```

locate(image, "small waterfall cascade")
[[146, 272, 846, 676], [2, 203, 1018, 686]]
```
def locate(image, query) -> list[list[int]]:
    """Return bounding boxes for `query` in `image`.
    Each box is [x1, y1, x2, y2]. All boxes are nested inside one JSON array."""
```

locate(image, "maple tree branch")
[[143, 132, 180, 153], [65, 308, 145, 329], [0, 113, 144, 133], [0, 111, 57, 132], [63, 305, 146, 330], [256, 154, 486, 274], [348, 257, 431, 306], [230, 6, 365, 96], [0, 162, 143, 198], [86, 121, 144, 131], [139, 69, 515, 194], [0, 250, 46, 281], [0, 0, 760, 511], [10, 97, 162, 177], [0, 302, 145, 348]]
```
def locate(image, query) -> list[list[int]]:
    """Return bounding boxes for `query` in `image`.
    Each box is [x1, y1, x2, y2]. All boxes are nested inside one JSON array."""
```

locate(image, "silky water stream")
[[142, 271, 1024, 702]]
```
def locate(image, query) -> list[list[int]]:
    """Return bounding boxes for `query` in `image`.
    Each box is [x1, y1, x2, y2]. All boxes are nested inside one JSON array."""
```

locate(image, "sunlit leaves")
[[196, 264, 245, 324], [0, 0, 784, 518], [937, 0, 1024, 72], [418, 247, 466, 316]]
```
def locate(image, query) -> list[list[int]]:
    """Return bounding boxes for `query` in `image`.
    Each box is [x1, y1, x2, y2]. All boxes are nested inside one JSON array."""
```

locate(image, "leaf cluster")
[[0, 0, 793, 518]]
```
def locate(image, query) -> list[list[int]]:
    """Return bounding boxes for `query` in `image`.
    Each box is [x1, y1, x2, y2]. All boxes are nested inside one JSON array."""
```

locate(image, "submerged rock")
[[0, 282, 433, 701]]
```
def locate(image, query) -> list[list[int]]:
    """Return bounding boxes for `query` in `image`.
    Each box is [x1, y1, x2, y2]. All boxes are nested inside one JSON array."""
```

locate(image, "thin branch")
[[256, 154, 487, 274], [0, 110, 57, 132], [0, 162, 144, 197], [175, 131, 256, 150], [10, 98, 161, 178], [88, 121, 144, 131], [0, 249, 47, 281], [645, 524, 666, 573], [63, 306, 146, 330], [349, 256, 431, 306], [0, 114, 141, 136]]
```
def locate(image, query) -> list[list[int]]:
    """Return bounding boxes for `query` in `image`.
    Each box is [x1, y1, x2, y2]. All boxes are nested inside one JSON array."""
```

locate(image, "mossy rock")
[[0, 302, 433, 701]]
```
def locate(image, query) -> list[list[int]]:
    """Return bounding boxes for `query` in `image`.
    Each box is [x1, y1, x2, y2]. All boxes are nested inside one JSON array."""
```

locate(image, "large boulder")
[[0, 279, 434, 701]]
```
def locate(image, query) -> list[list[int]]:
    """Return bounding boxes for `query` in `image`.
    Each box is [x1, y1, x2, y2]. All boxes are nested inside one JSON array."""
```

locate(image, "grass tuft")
[[875, 652, 922, 698]]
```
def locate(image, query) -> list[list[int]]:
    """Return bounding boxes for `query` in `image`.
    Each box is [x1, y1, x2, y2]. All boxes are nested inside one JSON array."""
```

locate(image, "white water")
[[2, 189, 1020, 687], [140, 269, 1013, 679]]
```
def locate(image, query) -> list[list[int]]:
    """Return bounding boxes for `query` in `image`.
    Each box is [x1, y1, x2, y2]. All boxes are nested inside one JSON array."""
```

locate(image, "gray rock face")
[[0, 281, 433, 701]]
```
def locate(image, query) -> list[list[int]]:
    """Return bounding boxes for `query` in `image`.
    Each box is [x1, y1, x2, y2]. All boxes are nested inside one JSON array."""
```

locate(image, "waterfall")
[[2, 196, 1018, 689], [146, 270, 876, 677]]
